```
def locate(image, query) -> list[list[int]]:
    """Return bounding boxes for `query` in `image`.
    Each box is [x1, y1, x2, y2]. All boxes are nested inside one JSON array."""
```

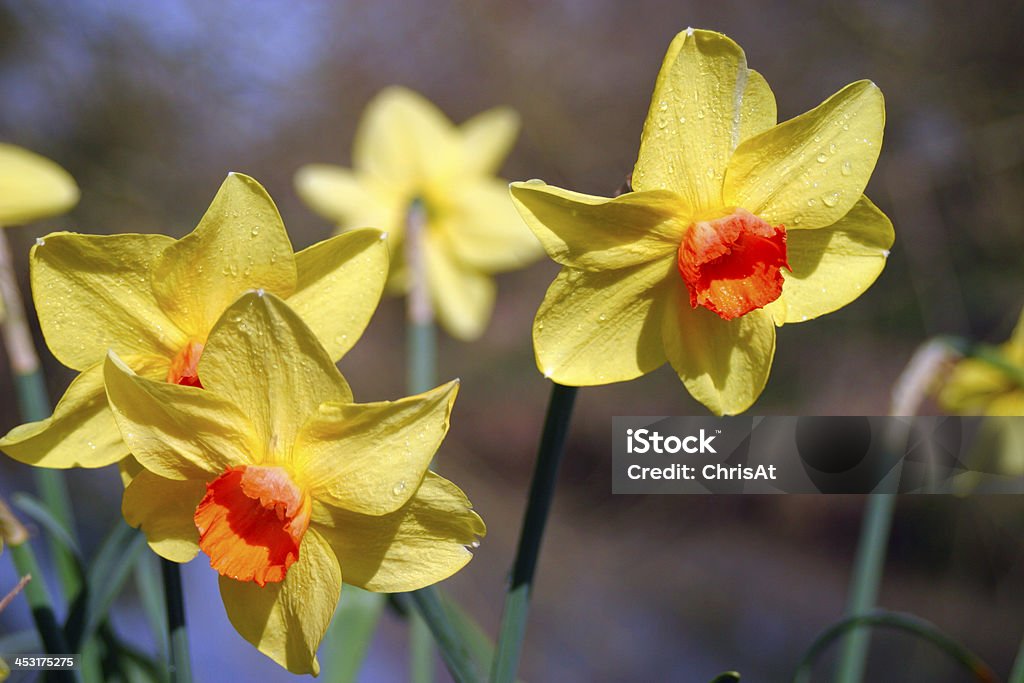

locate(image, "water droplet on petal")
[[840, 160, 852, 176], [822, 192, 841, 207], [816, 153, 828, 163]]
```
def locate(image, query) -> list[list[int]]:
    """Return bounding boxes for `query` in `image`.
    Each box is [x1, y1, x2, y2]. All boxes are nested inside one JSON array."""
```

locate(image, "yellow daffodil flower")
[[940, 310, 1024, 415], [510, 28, 894, 415], [105, 291, 484, 675], [295, 86, 543, 340], [0, 173, 388, 469], [0, 143, 79, 227]]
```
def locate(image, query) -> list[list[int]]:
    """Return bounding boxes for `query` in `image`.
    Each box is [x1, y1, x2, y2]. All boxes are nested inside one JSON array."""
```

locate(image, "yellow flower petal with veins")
[[105, 292, 483, 674], [295, 86, 543, 340], [511, 28, 893, 414], [0, 173, 388, 469], [0, 143, 79, 226]]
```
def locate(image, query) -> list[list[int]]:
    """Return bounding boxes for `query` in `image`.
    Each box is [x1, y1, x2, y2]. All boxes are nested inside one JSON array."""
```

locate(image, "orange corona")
[[677, 208, 789, 321]]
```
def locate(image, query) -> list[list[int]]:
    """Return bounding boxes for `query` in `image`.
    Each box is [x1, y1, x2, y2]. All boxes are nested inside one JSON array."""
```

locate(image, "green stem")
[[834, 494, 896, 683], [794, 611, 997, 683], [1, 499, 79, 683], [160, 559, 192, 683], [406, 588, 480, 683], [404, 197, 436, 682], [1009, 634, 1024, 683], [0, 229, 80, 601], [490, 382, 578, 683]]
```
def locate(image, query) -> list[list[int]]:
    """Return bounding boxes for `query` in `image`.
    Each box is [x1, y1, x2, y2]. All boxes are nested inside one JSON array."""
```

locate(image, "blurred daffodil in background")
[[296, 86, 543, 340], [939, 308, 1024, 416], [511, 28, 894, 415], [0, 173, 388, 470], [0, 143, 80, 323], [106, 291, 485, 674], [0, 143, 79, 227]]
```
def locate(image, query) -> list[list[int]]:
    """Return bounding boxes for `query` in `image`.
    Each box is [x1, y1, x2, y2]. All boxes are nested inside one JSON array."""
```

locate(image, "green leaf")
[[134, 551, 168, 662], [12, 492, 82, 557], [65, 521, 147, 650], [319, 585, 385, 682]]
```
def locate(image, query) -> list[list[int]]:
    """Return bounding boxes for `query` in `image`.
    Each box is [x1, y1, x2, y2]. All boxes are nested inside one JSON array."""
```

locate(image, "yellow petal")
[[150, 173, 298, 337], [104, 353, 258, 480], [444, 179, 543, 273], [534, 258, 673, 385], [661, 280, 776, 415], [200, 292, 351, 461], [294, 381, 459, 515], [938, 359, 1015, 415], [220, 528, 340, 676], [354, 87, 459, 188], [313, 472, 484, 593], [770, 196, 893, 325], [0, 144, 79, 225], [425, 234, 495, 341], [739, 70, 778, 143], [294, 164, 400, 231], [0, 356, 166, 469], [724, 80, 885, 230], [30, 232, 184, 371], [287, 228, 388, 360], [633, 29, 749, 211], [0, 655, 8, 682], [509, 181, 686, 271], [122, 469, 204, 562], [460, 106, 519, 176]]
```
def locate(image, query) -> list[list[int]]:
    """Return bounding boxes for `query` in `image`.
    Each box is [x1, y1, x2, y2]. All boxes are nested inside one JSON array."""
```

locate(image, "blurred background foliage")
[[1, 1, 1023, 681]]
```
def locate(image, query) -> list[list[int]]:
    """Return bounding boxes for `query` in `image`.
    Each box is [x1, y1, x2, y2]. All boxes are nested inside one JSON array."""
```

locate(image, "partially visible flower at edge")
[[105, 291, 485, 675], [295, 86, 543, 340], [510, 28, 894, 415], [939, 308, 1024, 416], [0, 143, 79, 228], [0, 173, 388, 470], [0, 143, 80, 324]]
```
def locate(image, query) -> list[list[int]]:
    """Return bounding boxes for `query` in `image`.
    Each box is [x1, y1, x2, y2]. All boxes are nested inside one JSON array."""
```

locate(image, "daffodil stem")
[[1, 498, 79, 683], [406, 197, 436, 394], [1009, 634, 1024, 683], [404, 197, 437, 681], [490, 382, 577, 683], [0, 229, 80, 602], [160, 558, 192, 683], [405, 588, 480, 683], [836, 341, 952, 683], [793, 611, 996, 683]]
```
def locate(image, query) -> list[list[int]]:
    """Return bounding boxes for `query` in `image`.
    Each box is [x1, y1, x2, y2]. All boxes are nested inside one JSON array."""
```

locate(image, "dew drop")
[[392, 481, 407, 496], [822, 191, 841, 207], [678, 115, 686, 124], [840, 160, 852, 176], [816, 153, 827, 163], [35, 237, 45, 247], [807, 198, 817, 207], [696, 109, 705, 120], [250, 226, 260, 236]]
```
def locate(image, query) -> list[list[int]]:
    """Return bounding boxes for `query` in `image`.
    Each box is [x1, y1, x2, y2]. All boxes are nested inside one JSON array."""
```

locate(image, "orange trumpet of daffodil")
[[295, 87, 542, 340], [0, 173, 388, 469], [105, 291, 484, 675], [510, 28, 894, 415]]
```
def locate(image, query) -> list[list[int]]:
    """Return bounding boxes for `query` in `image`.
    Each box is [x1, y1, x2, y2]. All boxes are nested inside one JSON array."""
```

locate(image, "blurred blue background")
[[2, 0, 1024, 681]]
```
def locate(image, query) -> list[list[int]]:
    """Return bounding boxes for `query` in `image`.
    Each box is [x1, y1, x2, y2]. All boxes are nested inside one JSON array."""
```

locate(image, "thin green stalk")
[[794, 611, 997, 683], [407, 588, 480, 683], [836, 341, 952, 683], [404, 197, 437, 682], [1009, 634, 1024, 683], [160, 558, 192, 683], [1, 499, 79, 683], [490, 382, 578, 683], [835, 494, 895, 683], [0, 229, 79, 601]]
